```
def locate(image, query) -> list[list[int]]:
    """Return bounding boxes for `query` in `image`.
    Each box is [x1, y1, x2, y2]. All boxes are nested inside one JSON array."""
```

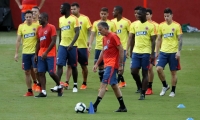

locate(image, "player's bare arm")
[[150, 35, 156, 60], [41, 35, 57, 60], [176, 34, 183, 59], [67, 27, 80, 50], [14, 35, 22, 62], [129, 34, 135, 58], [87, 27, 92, 47], [15, 0, 22, 9], [117, 44, 124, 74], [93, 51, 103, 72], [156, 34, 162, 58], [38, 0, 46, 10], [34, 38, 40, 63], [88, 31, 95, 51], [126, 33, 133, 58]]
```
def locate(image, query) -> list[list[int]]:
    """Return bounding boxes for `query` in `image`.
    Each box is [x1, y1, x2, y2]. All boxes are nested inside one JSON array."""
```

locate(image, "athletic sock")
[[141, 90, 146, 95], [162, 81, 168, 87], [65, 81, 69, 84], [117, 96, 126, 109], [148, 82, 153, 88], [93, 96, 102, 108], [28, 89, 32, 93], [33, 81, 37, 84], [118, 74, 125, 83], [171, 86, 176, 93], [42, 90, 46, 95], [98, 69, 104, 82], [73, 83, 77, 88], [83, 82, 87, 85]]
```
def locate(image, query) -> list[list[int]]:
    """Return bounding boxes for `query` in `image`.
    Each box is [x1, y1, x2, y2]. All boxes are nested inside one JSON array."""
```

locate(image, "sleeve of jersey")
[[50, 25, 57, 37], [86, 17, 92, 29], [91, 22, 97, 32], [111, 22, 117, 32], [157, 24, 162, 35], [129, 23, 135, 34], [127, 20, 131, 31], [176, 24, 183, 35], [113, 34, 121, 46], [150, 24, 156, 36], [17, 24, 22, 36], [74, 17, 79, 28], [59, 18, 61, 28]]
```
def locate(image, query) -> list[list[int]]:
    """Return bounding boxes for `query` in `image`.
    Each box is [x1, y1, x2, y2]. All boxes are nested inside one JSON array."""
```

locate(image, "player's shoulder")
[[70, 14, 78, 20], [80, 14, 89, 19], [152, 21, 159, 26], [111, 18, 116, 22], [147, 21, 156, 27], [122, 17, 131, 23], [93, 20, 101, 24], [172, 21, 181, 26], [159, 21, 166, 26], [107, 20, 115, 25]]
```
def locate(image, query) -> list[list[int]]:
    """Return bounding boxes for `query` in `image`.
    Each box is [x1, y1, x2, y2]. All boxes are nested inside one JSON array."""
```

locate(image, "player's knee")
[[24, 70, 31, 75], [33, 68, 38, 74], [156, 66, 163, 73], [131, 69, 138, 75]]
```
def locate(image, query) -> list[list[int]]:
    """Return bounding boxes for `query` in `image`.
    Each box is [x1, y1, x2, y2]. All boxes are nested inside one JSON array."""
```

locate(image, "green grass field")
[[0, 31, 200, 120]]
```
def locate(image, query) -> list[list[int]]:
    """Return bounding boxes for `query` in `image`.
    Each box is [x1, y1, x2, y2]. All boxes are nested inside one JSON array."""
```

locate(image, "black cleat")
[[115, 107, 127, 112], [135, 89, 141, 93], [35, 93, 47, 98], [138, 94, 145, 100], [57, 88, 63, 97]]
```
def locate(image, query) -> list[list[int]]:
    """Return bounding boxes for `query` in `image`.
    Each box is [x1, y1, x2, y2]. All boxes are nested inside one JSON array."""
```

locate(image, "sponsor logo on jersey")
[[61, 25, 70, 31], [163, 33, 174, 38], [136, 31, 147, 36], [24, 33, 35, 38], [40, 36, 46, 41]]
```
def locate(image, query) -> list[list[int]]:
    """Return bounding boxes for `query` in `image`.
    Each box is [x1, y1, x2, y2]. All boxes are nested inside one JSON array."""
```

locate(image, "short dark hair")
[[114, 6, 123, 14], [138, 7, 146, 14], [146, 8, 152, 14], [164, 8, 173, 14], [62, 3, 71, 11], [32, 6, 39, 10], [71, 2, 79, 8], [98, 22, 109, 29], [134, 6, 142, 10], [24, 10, 33, 15], [101, 7, 108, 12], [40, 12, 48, 21]]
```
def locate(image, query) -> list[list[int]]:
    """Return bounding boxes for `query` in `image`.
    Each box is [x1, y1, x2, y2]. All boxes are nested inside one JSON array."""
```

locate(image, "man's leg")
[[62, 65, 71, 89], [24, 70, 33, 96], [80, 65, 88, 89], [35, 72, 47, 97], [72, 66, 78, 92], [146, 64, 154, 95], [118, 50, 127, 88], [49, 72, 63, 96], [131, 68, 142, 92]]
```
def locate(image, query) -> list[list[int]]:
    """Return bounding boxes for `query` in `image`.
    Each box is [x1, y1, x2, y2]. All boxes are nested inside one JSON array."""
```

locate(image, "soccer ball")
[[75, 102, 86, 113]]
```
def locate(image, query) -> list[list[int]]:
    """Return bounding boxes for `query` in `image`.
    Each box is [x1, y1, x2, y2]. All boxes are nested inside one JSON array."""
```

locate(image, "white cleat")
[[72, 87, 78, 93], [160, 85, 170, 96], [169, 92, 175, 97], [50, 86, 58, 92]]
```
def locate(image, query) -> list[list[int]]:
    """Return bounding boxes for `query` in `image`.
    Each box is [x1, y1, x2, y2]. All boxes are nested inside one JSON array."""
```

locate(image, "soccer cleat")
[[72, 87, 78, 92], [57, 87, 63, 97], [60, 82, 69, 90], [118, 82, 127, 88], [169, 92, 175, 97], [32, 83, 37, 91], [35, 85, 42, 92], [138, 94, 145, 100], [35, 92, 47, 98], [80, 84, 87, 89], [160, 85, 170, 96], [23, 92, 34, 96], [145, 88, 153, 95], [50, 86, 58, 92], [135, 89, 141, 93], [115, 107, 127, 112]]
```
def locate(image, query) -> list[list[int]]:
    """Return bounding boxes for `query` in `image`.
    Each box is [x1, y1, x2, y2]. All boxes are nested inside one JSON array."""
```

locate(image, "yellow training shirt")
[[59, 15, 79, 46], [158, 21, 183, 53]]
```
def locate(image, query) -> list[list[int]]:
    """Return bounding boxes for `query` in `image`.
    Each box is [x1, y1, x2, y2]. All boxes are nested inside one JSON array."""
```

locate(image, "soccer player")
[[62, 2, 92, 90], [89, 22, 127, 112], [145, 8, 159, 95], [51, 3, 80, 93], [89, 7, 116, 89], [111, 6, 131, 88], [156, 8, 183, 97], [14, 10, 39, 96], [126, 6, 142, 93], [32, 6, 40, 23], [34, 13, 63, 97], [15, 0, 45, 22], [127, 7, 156, 100]]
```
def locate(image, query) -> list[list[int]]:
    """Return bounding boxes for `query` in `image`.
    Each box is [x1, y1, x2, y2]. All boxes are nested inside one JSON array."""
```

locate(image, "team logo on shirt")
[[68, 21, 71, 24], [107, 40, 110, 44], [33, 28, 36, 31], [44, 30, 48, 34], [120, 25, 123, 28], [98, 32, 101, 35], [163, 33, 174, 38], [80, 22, 82, 25], [40, 36, 46, 41], [24, 33, 35, 38], [145, 27, 149, 30], [61, 25, 70, 31], [136, 31, 147, 36], [172, 28, 175, 32]]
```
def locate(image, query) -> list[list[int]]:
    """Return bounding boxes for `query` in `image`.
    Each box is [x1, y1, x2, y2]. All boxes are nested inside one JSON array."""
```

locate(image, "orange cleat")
[[23, 92, 34, 96], [118, 82, 126, 88], [35, 85, 42, 92], [32, 83, 37, 91], [60, 82, 69, 89], [80, 84, 87, 89], [145, 88, 153, 95]]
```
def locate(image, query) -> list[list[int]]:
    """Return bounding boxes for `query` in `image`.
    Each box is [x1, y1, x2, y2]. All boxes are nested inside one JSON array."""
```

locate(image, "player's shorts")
[[156, 52, 181, 71], [78, 48, 88, 65], [94, 49, 104, 66], [102, 66, 118, 85], [57, 45, 78, 67], [131, 53, 150, 70], [22, 54, 37, 70], [150, 52, 156, 66], [37, 56, 56, 74]]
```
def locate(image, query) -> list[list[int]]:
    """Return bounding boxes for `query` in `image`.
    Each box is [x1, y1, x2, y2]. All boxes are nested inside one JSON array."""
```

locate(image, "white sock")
[[74, 83, 77, 85], [42, 90, 46, 95]]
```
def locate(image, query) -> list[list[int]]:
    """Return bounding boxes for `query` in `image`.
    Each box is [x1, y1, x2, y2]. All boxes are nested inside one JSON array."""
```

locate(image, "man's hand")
[[126, 51, 129, 59], [14, 53, 18, 62], [41, 52, 47, 60], [150, 53, 155, 65], [34, 55, 38, 63], [93, 64, 98, 72], [175, 51, 180, 60], [67, 44, 73, 51], [18, 5, 22, 9], [88, 44, 92, 51], [118, 66, 123, 75]]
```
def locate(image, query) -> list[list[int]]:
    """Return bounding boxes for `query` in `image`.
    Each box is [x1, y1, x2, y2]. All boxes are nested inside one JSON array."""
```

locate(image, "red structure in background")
[[10, 0, 200, 29]]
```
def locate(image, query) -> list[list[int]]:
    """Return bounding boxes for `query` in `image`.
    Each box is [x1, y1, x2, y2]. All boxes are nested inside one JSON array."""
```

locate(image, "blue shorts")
[[94, 49, 104, 66], [22, 54, 37, 70], [156, 52, 181, 71], [78, 48, 88, 65], [131, 53, 150, 70], [37, 56, 56, 73], [57, 45, 78, 67], [102, 66, 118, 85]]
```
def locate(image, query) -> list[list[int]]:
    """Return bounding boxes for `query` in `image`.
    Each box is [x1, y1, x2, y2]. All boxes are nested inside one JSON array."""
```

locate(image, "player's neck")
[[76, 13, 80, 18], [166, 20, 172, 25], [140, 19, 147, 23], [65, 14, 70, 18], [116, 15, 122, 21], [101, 19, 107, 22], [42, 22, 48, 28], [105, 31, 109, 36], [26, 22, 32, 26]]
